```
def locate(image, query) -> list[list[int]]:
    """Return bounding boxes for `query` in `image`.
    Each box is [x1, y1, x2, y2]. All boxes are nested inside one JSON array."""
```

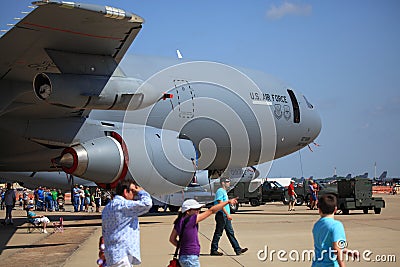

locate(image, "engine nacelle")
[[58, 127, 197, 195], [33, 73, 163, 110], [59, 136, 125, 184]]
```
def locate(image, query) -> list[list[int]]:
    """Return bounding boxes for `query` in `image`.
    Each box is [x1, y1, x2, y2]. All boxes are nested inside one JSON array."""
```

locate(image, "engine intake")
[[59, 136, 125, 184], [33, 73, 162, 110]]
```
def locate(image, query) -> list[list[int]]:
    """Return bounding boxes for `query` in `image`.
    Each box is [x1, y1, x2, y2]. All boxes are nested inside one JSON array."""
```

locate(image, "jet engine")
[[33, 73, 163, 110], [57, 127, 197, 195]]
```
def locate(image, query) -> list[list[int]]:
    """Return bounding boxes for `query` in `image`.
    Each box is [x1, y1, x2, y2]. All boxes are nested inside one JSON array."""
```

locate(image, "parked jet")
[[374, 171, 387, 182], [0, 1, 321, 195], [355, 172, 369, 179]]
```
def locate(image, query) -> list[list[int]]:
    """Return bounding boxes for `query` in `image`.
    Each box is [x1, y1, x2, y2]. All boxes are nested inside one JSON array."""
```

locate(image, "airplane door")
[[287, 89, 300, 123], [172, 80, 195, 119]]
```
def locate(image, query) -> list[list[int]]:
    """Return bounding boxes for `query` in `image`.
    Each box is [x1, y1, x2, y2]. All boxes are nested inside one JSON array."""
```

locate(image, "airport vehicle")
[[0, 1, 321, 195], [228, 180, 287, 213], [337, 178, 385, 214]]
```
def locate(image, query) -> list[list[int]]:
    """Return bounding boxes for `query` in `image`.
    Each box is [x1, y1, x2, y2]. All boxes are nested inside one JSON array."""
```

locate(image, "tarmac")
[[0, 194, 399, 266]]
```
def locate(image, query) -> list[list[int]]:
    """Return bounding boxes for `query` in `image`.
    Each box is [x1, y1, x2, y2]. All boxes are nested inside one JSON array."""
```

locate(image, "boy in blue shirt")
[[312, 194, 359, 267]]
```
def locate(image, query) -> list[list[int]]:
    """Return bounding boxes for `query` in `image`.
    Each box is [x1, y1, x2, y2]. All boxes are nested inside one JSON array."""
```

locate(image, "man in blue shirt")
[[210, 177, 247, 256], [72, 184, 80, 212], [312, 194, 359, 267], [102, 179, 152, 266]]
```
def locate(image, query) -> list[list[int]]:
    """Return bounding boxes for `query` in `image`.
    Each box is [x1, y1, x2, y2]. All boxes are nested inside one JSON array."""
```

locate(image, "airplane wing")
[[0, 1, 145, 119], [0, 1, 144, 81]]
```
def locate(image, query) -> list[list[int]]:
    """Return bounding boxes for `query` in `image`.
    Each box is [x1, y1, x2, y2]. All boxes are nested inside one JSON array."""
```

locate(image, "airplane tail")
[[376, 171, 387, 181], [356, 172, 368, 178], [345, 173, 351, 179]]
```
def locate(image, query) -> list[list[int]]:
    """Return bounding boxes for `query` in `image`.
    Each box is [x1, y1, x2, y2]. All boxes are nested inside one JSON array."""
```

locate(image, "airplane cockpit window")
[[303, 95, 314, 109]]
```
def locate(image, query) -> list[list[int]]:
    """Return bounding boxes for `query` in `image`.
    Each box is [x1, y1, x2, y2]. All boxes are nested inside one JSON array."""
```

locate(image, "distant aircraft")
[[374, 171, 387, 182], [355, 172, 369, 179], [0, 1, 321, 195]]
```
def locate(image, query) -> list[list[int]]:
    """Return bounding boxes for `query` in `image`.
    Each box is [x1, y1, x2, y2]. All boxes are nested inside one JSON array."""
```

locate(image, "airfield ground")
[[0, 194, 398, 266]]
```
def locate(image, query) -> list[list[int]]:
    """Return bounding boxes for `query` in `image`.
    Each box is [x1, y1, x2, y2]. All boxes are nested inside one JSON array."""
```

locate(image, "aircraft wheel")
[[363, 208, 369, 214], [342, 209, 349, 215]]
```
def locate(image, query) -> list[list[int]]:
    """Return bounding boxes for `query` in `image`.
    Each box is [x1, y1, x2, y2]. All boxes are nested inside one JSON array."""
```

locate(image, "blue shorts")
[[311, 193, 317, 201], [179, 255, 200, 267]]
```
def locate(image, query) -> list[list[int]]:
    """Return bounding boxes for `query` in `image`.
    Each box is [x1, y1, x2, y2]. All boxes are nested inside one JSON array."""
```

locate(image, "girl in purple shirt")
[[169, 198, 237, 267]]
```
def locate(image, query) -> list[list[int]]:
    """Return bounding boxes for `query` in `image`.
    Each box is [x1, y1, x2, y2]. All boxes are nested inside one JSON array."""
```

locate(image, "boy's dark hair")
[[115, 178, 135, 196], [318, 194, 337, 214]]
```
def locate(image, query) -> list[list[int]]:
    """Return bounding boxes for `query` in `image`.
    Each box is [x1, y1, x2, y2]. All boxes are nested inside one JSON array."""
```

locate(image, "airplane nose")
[[301, 94, 322, 142], [310, 108, 322, 142]]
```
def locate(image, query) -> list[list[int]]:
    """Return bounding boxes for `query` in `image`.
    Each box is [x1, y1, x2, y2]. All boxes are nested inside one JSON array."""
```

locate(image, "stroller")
[[57, 195, 65, 212]]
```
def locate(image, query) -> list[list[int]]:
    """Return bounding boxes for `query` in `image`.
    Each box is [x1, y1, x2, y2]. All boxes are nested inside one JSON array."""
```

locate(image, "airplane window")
[[303, 95, 314, 109]]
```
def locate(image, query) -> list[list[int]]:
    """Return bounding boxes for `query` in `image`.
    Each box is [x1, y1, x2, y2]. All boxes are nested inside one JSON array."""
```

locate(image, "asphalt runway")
[[0, 194, 398, 266]]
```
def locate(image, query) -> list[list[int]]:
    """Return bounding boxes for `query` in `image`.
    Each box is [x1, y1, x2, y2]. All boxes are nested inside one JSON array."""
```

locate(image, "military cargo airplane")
[[0, 1, 321, 195]]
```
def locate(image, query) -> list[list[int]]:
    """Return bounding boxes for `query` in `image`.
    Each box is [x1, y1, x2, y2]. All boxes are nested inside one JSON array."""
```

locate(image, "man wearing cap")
[[210, 177, 248, 256], [288, 180, 297, 211]]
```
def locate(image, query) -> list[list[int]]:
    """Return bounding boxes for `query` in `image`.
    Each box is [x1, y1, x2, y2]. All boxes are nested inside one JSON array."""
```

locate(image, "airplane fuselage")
[[0, 1, 321, 195]]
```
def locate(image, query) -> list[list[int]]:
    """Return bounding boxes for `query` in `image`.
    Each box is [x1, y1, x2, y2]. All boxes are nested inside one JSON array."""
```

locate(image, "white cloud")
[[266, 2, 312, 20]]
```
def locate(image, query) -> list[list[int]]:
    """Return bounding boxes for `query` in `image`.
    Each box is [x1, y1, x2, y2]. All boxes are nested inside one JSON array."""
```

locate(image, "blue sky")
[[1, 1, 399, 179]]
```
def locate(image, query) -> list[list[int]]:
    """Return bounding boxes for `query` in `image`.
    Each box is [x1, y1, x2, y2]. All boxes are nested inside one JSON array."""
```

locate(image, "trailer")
[[337, 178, 385, 215]]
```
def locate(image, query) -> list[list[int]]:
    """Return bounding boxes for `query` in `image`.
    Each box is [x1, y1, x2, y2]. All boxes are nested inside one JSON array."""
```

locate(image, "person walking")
[[309, 180, 318, 210], [169, 198, 238, 267], [288, 180, 297, 211], [210, 177, 248, 256], [102, 179, 152, 266], [3, 183, 16, 225]]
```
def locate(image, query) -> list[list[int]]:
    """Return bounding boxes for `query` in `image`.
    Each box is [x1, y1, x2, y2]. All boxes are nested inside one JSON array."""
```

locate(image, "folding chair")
[[27, 219, 42, 233], [25, 208, 41, 233], [53, 217, 64, 233]]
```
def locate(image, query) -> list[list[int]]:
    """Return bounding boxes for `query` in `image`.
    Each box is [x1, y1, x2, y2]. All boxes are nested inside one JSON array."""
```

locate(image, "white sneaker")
[[43, 230, 48, 234]]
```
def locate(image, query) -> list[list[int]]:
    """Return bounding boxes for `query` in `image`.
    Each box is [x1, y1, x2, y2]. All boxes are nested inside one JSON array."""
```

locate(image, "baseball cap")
[[181, 199, 204, 213], [220, 177, 231, 183]]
